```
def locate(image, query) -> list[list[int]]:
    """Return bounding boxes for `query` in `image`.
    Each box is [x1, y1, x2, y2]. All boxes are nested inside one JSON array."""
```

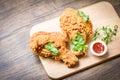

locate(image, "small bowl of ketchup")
[[90, 40, 107, 56]]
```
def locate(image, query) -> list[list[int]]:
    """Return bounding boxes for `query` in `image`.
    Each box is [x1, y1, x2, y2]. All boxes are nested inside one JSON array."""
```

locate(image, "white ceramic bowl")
[[90, 40, 107, 56]]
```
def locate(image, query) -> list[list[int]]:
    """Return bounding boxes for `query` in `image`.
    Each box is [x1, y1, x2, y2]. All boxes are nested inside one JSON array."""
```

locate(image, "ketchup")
[[93, 42, 104, 54]]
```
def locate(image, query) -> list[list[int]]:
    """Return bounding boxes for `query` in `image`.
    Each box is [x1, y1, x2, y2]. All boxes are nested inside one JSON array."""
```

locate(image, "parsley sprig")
[[93, 28, 100, 40], [45, 43, 59, 55], [93, 25, 118, 44], [71, 34, 88, 53], [78, 10, 89, 22]]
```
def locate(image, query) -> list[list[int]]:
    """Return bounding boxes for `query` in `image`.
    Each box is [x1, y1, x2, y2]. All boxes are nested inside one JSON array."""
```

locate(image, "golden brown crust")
[[30, 8, 92, 67], [60, 8, 92, 56], [30, 31, 78, 67], [60, 8, 92, 41]]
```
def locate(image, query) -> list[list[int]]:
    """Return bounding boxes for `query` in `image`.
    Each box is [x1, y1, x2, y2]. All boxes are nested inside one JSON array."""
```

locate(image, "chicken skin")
[[60, 8, 92, 56], [30, 32, 78, 67]]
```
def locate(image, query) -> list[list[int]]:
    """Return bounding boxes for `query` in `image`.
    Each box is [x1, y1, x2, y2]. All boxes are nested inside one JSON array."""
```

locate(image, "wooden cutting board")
[[30, 1, 120, 79]]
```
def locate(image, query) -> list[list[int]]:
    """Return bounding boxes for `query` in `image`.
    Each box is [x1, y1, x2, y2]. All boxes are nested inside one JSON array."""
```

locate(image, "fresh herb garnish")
[[78, 10, 89, 22], [102, 25, 118, 44], [71, 34, 88, 53], [93, 25, 118, 44], [45, 43, 59, 55], [93, 28, 100, 40]]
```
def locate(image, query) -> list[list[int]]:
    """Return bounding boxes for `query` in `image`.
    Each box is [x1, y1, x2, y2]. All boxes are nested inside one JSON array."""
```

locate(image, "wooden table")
[[0, 0, 120, 80]]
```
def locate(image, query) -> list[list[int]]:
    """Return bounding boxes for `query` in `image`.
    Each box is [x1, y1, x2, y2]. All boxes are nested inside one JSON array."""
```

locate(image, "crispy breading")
[[30, 32, 78, 67], [60, 8, 92, 56], [60, 8, 92, 41]]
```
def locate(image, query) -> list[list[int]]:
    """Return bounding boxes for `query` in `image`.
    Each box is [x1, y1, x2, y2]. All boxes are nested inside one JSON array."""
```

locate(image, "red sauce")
[[93, 42, 104, 54]]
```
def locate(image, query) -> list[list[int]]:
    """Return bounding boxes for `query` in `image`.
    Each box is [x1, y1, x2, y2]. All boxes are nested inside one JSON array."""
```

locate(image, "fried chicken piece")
[[60, 8, 92, 56], [30, 32, 78, 67]]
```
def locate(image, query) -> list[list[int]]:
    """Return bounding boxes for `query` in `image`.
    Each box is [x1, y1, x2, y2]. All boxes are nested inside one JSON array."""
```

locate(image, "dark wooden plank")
[[0, 0, 120, 80]]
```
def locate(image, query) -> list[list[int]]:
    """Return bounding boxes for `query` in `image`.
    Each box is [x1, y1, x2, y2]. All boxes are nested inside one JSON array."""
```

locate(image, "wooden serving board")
[[30, 1, 120, 79]]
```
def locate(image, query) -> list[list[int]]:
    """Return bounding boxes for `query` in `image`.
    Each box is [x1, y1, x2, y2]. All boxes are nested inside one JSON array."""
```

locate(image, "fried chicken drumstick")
[[30, 32, 78, 67], [60, 8, 92, 56]]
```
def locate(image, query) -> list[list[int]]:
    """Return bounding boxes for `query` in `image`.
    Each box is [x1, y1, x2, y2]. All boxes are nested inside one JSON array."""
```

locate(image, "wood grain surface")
[[0, 0, 120, 80]]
